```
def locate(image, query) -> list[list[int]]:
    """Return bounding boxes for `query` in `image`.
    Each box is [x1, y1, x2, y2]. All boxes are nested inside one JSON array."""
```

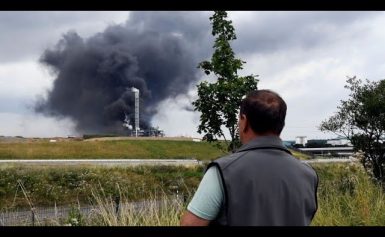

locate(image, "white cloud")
[[232, 12, 385, 140], [0, 112, 76, 137], [151, 89, 201, 138], [0, 60, 53, 99]]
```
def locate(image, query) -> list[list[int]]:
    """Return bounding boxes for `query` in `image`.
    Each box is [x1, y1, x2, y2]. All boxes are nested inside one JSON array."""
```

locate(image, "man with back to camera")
[[180, 89, 318, 226]]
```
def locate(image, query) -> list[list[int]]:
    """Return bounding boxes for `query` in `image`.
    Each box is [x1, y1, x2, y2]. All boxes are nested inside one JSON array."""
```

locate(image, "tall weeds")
[[312, 162, 385, 225], [81, 182, 187, 226]]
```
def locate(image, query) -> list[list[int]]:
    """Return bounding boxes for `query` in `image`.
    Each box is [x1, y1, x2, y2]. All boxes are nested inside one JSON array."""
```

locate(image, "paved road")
[[0, 159, 202, 167], [0, 158, 357, 166], [303, 158, 358, 164]]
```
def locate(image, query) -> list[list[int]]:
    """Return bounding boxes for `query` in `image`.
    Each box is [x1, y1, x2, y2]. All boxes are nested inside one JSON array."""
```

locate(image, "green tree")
[[193, 11, 259, 152], [320, 76, 385, 186]]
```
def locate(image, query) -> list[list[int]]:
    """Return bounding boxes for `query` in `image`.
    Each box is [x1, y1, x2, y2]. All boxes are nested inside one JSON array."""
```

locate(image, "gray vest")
[[208, 136, 318, 226]]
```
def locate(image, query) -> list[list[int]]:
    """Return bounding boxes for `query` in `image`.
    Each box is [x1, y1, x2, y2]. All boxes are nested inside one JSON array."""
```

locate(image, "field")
[[6, 137, 380, 226], [2, 161, 385, 226], [0, 139, 226, 160], [0, 164, 203, 210], [0, 138, 311, 161]]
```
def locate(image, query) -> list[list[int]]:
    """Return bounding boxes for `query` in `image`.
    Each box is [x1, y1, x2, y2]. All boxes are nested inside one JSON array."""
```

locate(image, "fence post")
[[31, 208, 35, 226], [114, 195, 120, 216]]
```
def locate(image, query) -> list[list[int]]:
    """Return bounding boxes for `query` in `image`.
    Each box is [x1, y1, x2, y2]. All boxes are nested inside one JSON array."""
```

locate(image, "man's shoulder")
[[210, 150, 248, 169]]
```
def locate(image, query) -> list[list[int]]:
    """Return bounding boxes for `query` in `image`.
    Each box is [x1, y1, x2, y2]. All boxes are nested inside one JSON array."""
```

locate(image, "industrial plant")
[[122, 87, 164, 138]]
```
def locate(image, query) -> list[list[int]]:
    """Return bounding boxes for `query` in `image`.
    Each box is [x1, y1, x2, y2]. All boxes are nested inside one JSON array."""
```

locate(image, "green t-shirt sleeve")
[[187, 165, 224, 220]]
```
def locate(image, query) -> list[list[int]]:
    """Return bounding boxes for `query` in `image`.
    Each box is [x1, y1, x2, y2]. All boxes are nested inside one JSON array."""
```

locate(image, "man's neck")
[[242, 132, 279, 145]]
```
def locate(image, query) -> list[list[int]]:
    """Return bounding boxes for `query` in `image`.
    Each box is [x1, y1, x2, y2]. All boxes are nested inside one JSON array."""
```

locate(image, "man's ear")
[[241, 114, 248, 133]]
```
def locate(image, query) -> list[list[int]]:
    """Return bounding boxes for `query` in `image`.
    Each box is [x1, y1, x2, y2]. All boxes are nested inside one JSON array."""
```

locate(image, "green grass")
[[0, 164, 203, 210], [290, 149, 311, 160], [0, 139, 310, 161], [86, 160, 385, 226], [3, 161, 385, 225], [85, 188, 186, 226], [4, 137, 368, 225], [312, 162, 385, 225], [0, 140, 226, 160]]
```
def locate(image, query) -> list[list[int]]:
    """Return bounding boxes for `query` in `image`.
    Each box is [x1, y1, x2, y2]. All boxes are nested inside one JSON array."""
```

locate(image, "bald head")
[[240, 90, 287, 135]]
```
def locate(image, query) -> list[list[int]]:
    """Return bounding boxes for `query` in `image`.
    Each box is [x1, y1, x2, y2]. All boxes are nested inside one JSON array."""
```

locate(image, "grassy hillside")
[[0, 139, 309, 160], [0, 140, 226, 160]]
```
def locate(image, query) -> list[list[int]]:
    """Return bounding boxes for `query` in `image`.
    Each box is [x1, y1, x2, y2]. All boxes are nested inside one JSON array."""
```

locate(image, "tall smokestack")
[[131, 87, 140, 136]]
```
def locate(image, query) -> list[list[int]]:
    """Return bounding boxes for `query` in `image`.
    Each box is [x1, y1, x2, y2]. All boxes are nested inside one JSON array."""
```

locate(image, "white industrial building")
[[295, 136, 307, 146]]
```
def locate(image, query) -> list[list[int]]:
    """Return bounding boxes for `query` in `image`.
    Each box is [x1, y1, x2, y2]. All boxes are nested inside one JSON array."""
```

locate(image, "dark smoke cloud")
[[35, 12, 210, 134]]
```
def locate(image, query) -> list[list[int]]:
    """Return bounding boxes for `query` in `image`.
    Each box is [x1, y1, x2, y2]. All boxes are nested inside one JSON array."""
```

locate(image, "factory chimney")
[[131, 87, 140, 137]]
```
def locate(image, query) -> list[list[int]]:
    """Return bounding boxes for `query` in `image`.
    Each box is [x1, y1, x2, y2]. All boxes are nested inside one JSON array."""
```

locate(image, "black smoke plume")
[[35, 12, 210, 135]]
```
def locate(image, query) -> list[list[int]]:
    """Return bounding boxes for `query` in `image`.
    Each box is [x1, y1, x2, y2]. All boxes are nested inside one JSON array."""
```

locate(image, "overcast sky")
[[0, 11, 384, 141]]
